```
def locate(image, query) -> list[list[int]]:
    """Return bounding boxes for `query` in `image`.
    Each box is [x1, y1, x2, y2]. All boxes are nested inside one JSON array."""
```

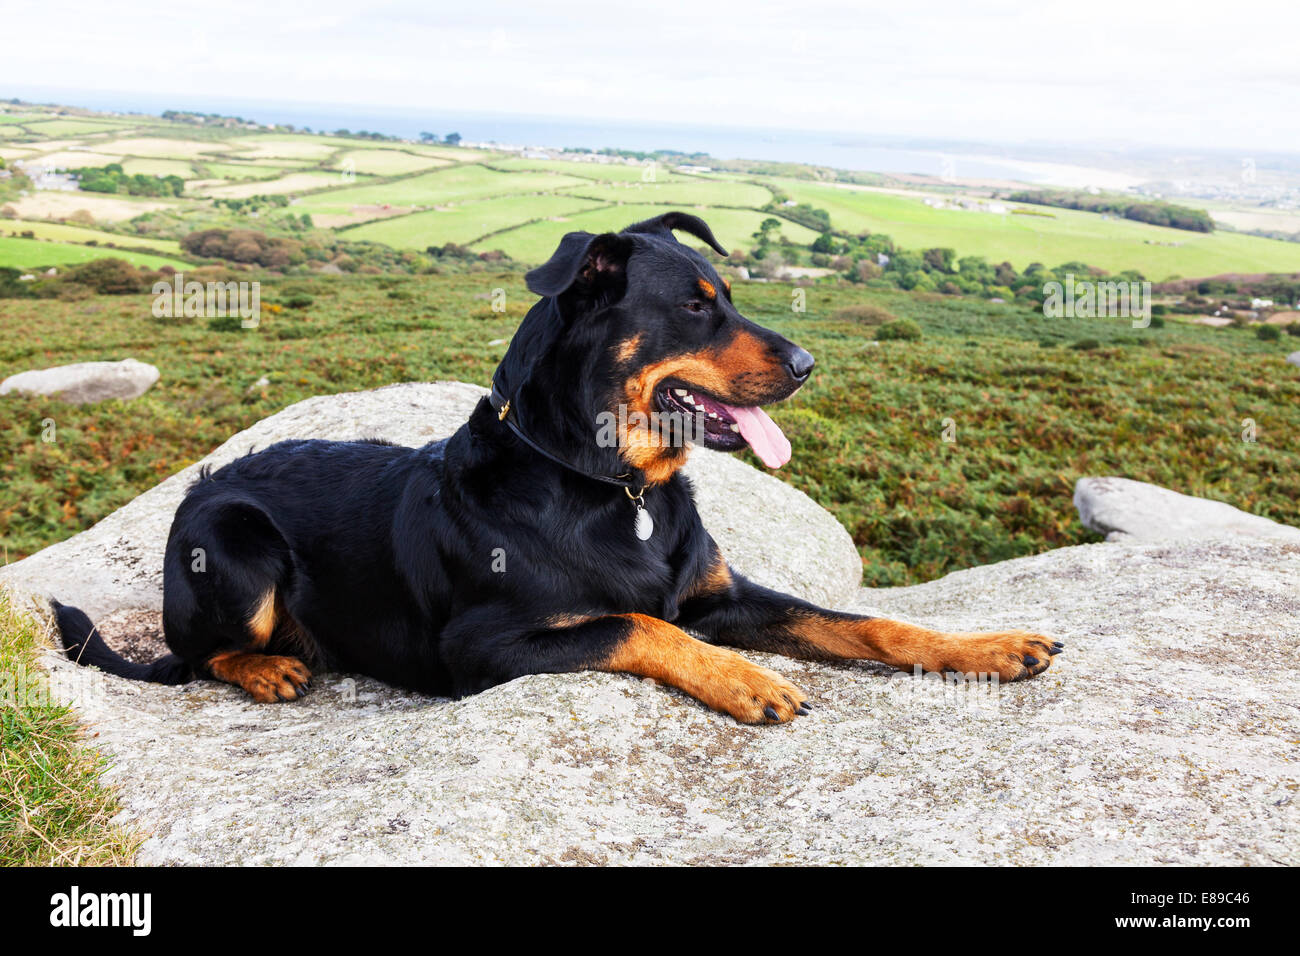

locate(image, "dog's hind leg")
[[163, 499, 313, 702]]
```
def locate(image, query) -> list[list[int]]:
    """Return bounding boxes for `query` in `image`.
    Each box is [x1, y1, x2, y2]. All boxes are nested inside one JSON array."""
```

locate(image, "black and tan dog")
[[54, 212, 1060, 723]]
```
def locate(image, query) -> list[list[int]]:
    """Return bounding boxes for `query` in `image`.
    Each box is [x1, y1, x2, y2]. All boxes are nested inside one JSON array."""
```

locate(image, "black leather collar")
[[488, 383, 643, 491]]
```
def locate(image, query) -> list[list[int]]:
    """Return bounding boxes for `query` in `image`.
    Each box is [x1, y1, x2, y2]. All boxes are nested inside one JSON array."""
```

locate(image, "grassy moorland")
[[1, 274, 1296, 586]]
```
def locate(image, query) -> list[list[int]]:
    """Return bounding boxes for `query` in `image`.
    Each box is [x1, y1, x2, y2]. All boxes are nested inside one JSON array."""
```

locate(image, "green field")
[[560, 177, 776, 208], [345, 194, 608, 248], [3, 273, 1294, 585], [490, 156, 695, 182], [118, 157, 196, 178], [776, 180, 1300, 278], [326, 148, 450, 176], [0, 237, 189, 270], [5, 101, 1300, 284], [295, 165, 592, 210], [473, 203, 822, 260], [196, 161, 296, 180], [2, 221, 184, 255]]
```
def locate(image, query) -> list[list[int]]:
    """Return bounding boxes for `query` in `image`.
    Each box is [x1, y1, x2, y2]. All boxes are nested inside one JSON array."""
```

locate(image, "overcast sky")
[[5, 0, 1298, 151]]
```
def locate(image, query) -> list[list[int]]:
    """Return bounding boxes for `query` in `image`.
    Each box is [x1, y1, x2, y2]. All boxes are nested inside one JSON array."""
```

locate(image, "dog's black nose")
[[785, 348, 815, 383]]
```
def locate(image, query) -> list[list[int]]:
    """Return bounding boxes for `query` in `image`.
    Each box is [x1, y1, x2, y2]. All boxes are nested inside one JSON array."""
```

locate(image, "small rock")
[[0, 358, 159, 404], [1287, 351, 1300, 367], [1074, 475, 1300, 543]]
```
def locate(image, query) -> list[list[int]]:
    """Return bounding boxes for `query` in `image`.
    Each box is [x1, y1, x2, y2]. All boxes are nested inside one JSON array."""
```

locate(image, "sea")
[[3, 84, 1057, 184]]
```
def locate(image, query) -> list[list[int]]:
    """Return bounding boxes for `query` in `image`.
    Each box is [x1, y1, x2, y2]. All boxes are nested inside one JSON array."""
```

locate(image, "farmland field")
[[198, 170, 368, 199], [3, 102, 1299, 282], [345, 194, 608, 248], [0, 236, 189, 270], [473, 203, 822, 260], [2, 220, 183, 255], [295, 165, 592, 209], [775, 180, 1300, 278], [326, 149, 451, 175]]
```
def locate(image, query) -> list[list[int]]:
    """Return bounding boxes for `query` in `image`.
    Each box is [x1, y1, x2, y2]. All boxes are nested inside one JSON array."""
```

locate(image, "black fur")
[[53, 212, 834, 700]]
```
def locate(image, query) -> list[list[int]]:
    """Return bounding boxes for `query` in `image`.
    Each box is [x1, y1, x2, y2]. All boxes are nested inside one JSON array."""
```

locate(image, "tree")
[[923, 247, 955, 273], [419, 131, 437, 143], [443, 132, 462, 146]]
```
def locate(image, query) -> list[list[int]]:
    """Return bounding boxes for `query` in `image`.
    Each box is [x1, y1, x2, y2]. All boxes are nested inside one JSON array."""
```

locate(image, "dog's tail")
[[51, 598, 191, 684]]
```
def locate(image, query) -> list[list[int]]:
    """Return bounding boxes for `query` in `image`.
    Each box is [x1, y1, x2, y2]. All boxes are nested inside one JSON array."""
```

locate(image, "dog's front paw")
[[937, 630, 1063, 681], [695, 651, 812, 724]]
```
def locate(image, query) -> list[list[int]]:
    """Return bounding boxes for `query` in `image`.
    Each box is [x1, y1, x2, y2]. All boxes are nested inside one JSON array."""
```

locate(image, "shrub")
[[876, 318, 923, 341], [62, 258, 149, 294], [1286, 322, 1300, 337], [284, 293, 314, 309], [833, 303, 896, 326], [1256, 324, 1282, 341], [1069, 338, 1102, 351]]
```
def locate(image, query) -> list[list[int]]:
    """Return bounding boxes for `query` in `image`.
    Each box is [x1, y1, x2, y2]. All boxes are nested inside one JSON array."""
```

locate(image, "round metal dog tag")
[[634, 506, 654, 541]]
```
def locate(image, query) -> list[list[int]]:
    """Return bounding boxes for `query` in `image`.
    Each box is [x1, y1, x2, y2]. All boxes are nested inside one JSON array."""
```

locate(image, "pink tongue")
[[718, 403, 792, 469]]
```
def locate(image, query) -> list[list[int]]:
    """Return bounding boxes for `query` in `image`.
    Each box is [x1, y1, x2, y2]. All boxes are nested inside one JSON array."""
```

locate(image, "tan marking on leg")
[[207, 651, 311, 703], [601, 613, 806, 723], [787, 613, 1057, 682], [685, 552, 733, 600], [545, 612, 598, 629], [246, 588, 278, 648]]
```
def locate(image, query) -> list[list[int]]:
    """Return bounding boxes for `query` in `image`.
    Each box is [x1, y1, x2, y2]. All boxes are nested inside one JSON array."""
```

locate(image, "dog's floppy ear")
[[525, 231, 633, 298], [623, 211, 728, 257]]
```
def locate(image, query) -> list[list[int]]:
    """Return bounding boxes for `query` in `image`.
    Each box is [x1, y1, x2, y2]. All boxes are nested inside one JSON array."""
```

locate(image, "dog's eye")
[[683, 299, 710, 315]]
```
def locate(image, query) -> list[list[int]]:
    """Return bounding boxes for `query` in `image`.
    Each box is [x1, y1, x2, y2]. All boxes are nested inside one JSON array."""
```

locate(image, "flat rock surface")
[[38, 535, 1299, 865]]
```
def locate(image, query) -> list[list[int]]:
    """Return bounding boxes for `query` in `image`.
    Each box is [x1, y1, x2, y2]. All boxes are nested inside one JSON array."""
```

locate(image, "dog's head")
[[495, 212, 814, 486]]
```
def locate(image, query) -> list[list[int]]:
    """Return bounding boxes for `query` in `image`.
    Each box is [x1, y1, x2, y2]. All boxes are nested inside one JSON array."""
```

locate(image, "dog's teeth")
[[673, 388, 688, 397], [708, 411, 719, 419], [682, 395, 695, 405], [729, 423, 741, 432]]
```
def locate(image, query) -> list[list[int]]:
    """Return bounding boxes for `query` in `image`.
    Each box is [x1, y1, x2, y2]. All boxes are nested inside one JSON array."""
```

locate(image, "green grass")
[[295, 165, 592, 210], [475, 203, 822, 260], [196, 162, 295, 181], [15, 119, 129, 136], [0, 588, 141, 865], [2, 275, 1294, 586], [559, 177, 775, 208], [776, 180, 1300, 278], [345, 194, 608, 248], [326, 149, 450, 176], [489, 156, 695, 182], [2, 221, 184, 255], [0, 237, 191, 270], [119, 157, 196, 178]]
